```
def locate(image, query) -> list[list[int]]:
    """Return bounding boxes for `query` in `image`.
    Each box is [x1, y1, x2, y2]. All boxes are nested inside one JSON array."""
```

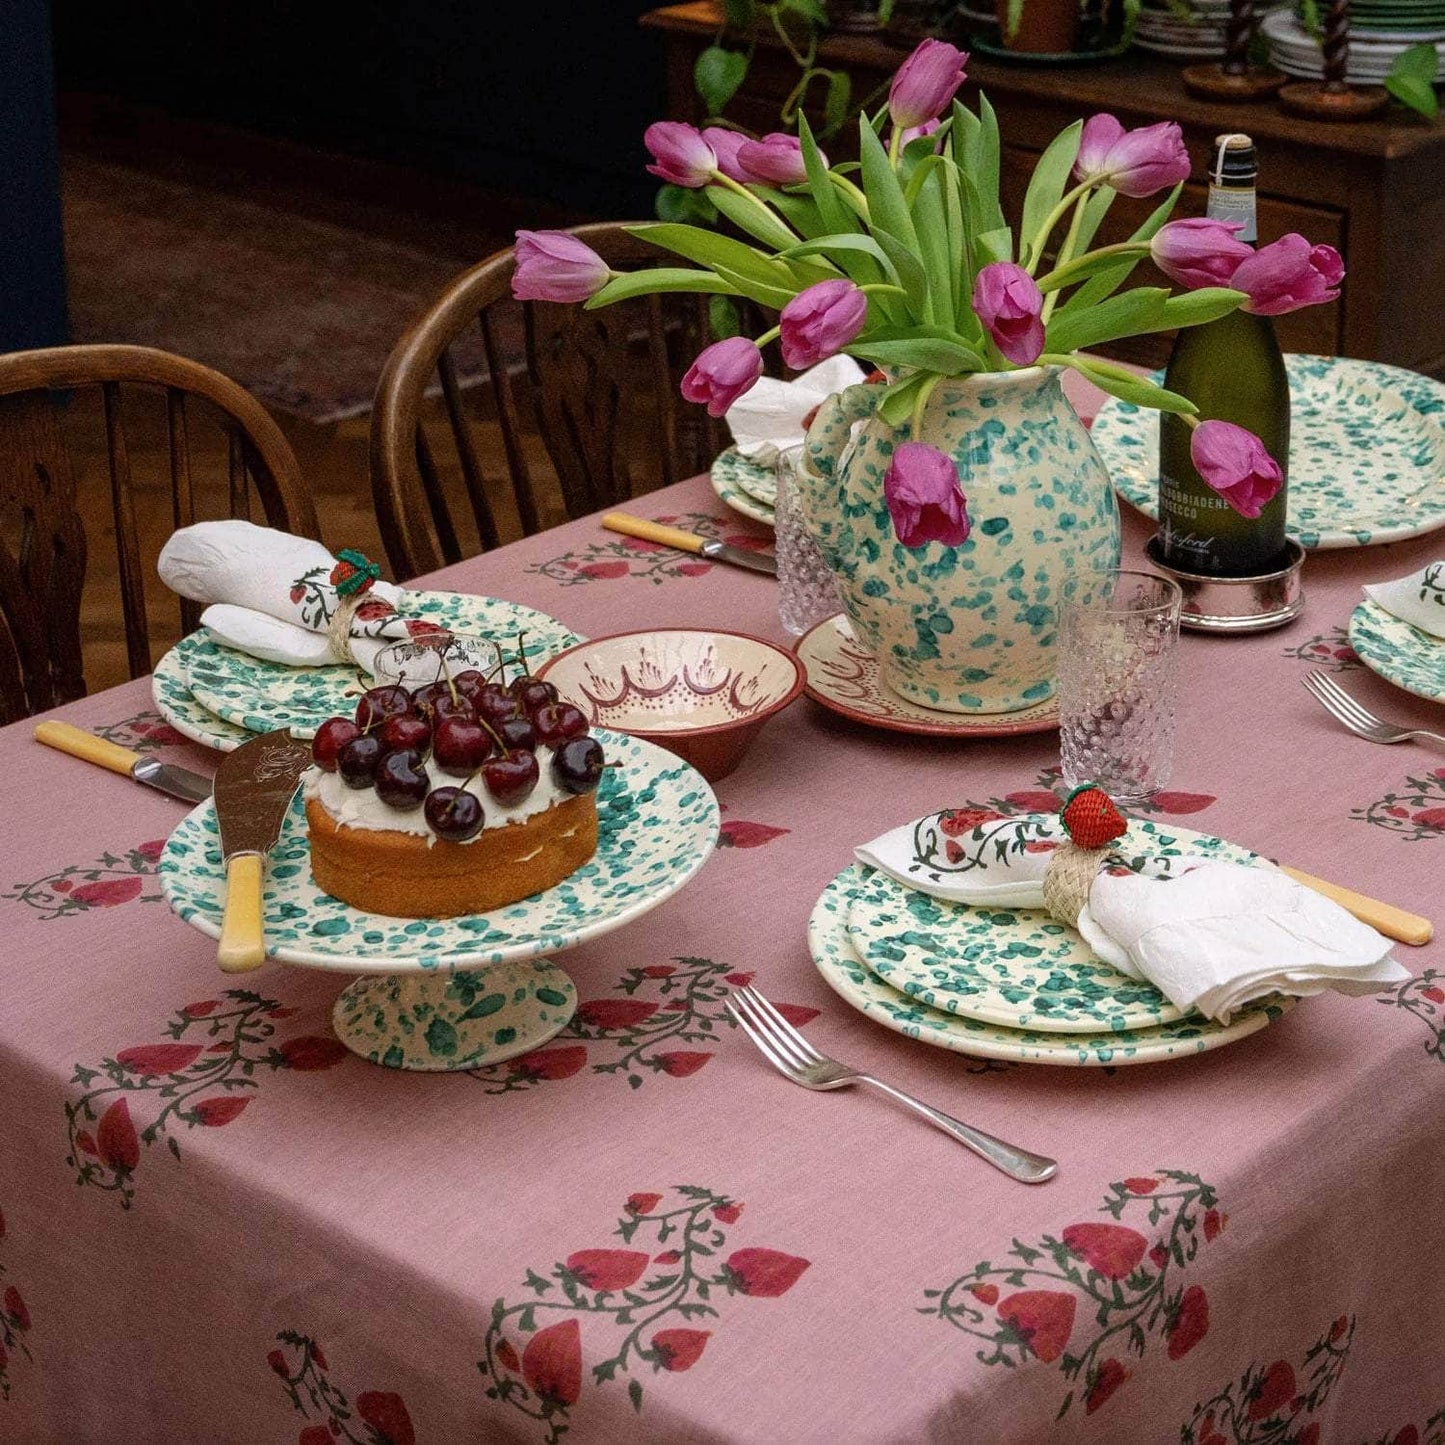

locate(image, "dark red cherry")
[[552, 736, 604, 794], [312, 716, 360, 772], [337, 733, 384, 788], [415, 686, 475, 726], [453, 669, 487, 702], [355, 685, 412, 731], [482, 748, 540, 808], [533, 702, 590, 747], [433, 717, 492, 776], [514, 677, 559, 713], [424, 786, 484, 842], [379, 713, 432, 755], [374, 747, 429, 809], [475, 684, 521, 727], [495, 715, 537, 753]]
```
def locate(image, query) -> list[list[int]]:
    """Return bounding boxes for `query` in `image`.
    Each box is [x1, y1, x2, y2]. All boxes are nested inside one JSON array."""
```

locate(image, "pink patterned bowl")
[[537, 628, 806, 782]]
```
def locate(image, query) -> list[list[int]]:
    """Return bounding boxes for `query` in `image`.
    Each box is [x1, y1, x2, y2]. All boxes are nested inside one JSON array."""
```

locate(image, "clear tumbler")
[[774, 446, 843, 638]]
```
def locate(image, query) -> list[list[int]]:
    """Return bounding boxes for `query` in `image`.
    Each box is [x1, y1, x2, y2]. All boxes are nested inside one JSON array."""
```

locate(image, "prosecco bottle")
[[1158, 134, 1290, 577]]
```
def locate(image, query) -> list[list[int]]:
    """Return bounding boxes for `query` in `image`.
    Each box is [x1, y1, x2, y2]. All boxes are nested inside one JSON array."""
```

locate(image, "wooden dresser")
[[643, 2, 1445, 374]]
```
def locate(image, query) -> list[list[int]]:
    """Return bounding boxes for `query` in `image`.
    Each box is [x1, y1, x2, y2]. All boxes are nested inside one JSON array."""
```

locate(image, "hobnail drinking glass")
[[775, 446, 843, 637], [1057, 569, 1183, 807]]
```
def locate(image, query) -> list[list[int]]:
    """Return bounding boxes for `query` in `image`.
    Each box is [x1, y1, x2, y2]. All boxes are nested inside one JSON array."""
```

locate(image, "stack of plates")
[[710, 448, 776, 528], [1264, 7, 1445, 81], [151, 590, 583, 752], [1135, 0, 1231, 58]]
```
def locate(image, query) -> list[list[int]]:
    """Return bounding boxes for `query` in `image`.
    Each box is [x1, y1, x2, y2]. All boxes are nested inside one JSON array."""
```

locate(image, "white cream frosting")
[[303, 750, 572, 846]]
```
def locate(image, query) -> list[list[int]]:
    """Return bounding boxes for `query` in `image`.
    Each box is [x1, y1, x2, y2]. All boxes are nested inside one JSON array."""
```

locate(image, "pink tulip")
[[645, 121, 717, 189], [1150, 218, 1253, 291], [1230, 234, 1345, 316], [736, 133, 816, 186], [702, 127, 750, 183], [511, 231, 610, 303], [900, 118, 943, 147], [680, 337, 763, 417], [972, 262, 1045, 367], [888, 39, 969, 131], [1073, 114, 1191, 198], [884, 443, 972, 548], [780, 280, 868, 370], [1190, 420, 1283, 518]]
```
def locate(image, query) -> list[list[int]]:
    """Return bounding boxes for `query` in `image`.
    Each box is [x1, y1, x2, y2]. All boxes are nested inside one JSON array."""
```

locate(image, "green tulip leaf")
[[858, 116, 919, 251], [1056, 183, 1181, 312], [1056, 357, 1198, 415], [911, 167, 954, 327], [695, 46, 749, 117], [872, 228, 930, 318], [705, 184, 800, 252], [850, 337, 985, 373], [712, 262, 799, 310], [798, 114, 854, 237], [782, 234, 900, 284], [975, 224, 1013, 268], [627, 223, 794, 287], [1020, 120, 1083, 268], [878, 371, 933, 427], [586, 268, 739, 309], [1046, 284, 1244, 352]]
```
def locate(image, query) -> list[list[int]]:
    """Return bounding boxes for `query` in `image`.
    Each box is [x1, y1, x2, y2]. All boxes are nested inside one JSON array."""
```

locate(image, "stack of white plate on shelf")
[[1263, 6, 1445, 82], [1135, 0, 1232, 58]]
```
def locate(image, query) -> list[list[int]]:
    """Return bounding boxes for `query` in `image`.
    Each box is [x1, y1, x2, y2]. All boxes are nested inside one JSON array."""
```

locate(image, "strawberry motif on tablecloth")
[[0, 1207, 34, 1402], [65, 990, 348, 1209], [920, 1170, 1224, 1421], [3, 840, 167, 920], [1363, 1408, 1445, 1445], [1350, 768, 1445, 841], [478, 1186, 809, 1442], [524, 512, 772, 586], [1180, 1315, 1353, 1445], [716, 819, 791, 849], [269, 1331, 415, 1445], [948, 767, 1217, 827], [1282, 627, 1361, 673], [90, 710, 187, 751], [1376, 970, 1445, 1063]]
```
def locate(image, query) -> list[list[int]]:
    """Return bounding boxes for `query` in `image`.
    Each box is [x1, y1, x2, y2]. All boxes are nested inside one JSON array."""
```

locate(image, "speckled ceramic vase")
[[799, 367, 1121, 714]]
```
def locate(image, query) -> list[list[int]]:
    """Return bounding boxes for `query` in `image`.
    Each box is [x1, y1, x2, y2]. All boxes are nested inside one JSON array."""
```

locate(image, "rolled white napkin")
[[856, 811, 1408, 1024], [1364, 560, 1445, 639], [159, 521, 439, 670], [724, 355, 867, 463]]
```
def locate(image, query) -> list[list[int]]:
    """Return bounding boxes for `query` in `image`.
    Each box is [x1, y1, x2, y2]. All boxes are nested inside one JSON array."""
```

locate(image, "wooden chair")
[[0, 344, 318, 725], [370, 221, 742, 580]]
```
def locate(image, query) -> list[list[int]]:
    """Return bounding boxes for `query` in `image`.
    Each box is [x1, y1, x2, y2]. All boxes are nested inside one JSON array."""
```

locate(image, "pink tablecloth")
[[3, 391, 1444, 1443]]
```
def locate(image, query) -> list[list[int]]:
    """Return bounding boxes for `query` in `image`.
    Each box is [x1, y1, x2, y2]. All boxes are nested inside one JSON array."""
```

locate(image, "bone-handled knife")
[[35, 721, 213, 803], [601, 512, 777, 575]]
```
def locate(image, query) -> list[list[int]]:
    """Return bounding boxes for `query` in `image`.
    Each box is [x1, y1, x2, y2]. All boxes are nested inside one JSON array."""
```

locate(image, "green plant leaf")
[[798, 114, 853, 237], [695, 46, 749, 116], [782, 233, 900, 283], [872, 228, 929, 317], [851, 337, 985, 373], [975, 224, 1013, 267], [911, 166, 954, 327], [783, 0, 829, 20], [1070, 185, 1116, 260], [705, 183, 800, 251], [942, 159, 968, 319], [1053, 356, 1197, 414], [878, 371, 932, 426], [1045, 285, 1244, 352], [586, 268, 738, 308], [713, 262, 800, 309], [1020, 121, 1083, 269], [627, 223, 793, 287], [858, 115, 919, 251], [1057, 183, 1181, 312], [709, 295, 743, 340], [1386, 43, 1441, 117], [654, 185, 718, 226], [823, 69, 852, 136], [761, 189, 833, 243], [976, 95, 1006, 232]]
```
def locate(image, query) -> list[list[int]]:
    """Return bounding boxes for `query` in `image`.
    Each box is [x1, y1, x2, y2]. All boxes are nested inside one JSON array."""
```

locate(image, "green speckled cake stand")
[[158, 729, 720, 1070]]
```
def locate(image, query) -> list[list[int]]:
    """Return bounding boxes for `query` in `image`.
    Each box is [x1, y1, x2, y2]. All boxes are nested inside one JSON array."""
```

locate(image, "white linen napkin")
[[856, 812, 1408, 1024], [724, 355, 867, 463], [159, 521, 436, 670], [1364, 561, 1445, 639]]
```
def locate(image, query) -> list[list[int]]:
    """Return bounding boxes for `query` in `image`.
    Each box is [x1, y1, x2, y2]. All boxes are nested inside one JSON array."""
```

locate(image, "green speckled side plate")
[[1092, 355, 1445, 550], [171, 590, 582, 740], [811, 864, 1292, 1067], [845, 821, 1259, 1033], [152, 645, 252, 752], [1348, 598, 1445, 704], [710, 448, 776, 527], [159, 728, 718, 973]]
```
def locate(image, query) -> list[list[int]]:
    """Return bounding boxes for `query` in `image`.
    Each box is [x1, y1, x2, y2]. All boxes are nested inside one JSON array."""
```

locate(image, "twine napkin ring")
[[1042, 843, 1108, 926], [325, 593, 367, 665]]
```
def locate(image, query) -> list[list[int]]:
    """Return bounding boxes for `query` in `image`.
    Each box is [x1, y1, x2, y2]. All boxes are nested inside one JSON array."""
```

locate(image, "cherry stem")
[[516, 630, 531, 678]]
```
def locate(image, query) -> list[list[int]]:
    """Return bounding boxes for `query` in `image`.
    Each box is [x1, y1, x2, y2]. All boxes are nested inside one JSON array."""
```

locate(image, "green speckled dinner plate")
[[1348, 598, 1445, 704], [159, 728, 718, 973], [845, 821, 1260, 1033], [710, 448, 776, 527], [1092, 355, 1445, 550], [810, 864, 1292, 1066], [151, 645, 252, 752], [171, 590, 582, 741]]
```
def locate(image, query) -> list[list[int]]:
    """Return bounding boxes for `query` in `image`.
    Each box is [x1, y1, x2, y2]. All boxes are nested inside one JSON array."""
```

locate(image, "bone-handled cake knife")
[[35, 721, 213, 803], [601, 512, 777, 575]]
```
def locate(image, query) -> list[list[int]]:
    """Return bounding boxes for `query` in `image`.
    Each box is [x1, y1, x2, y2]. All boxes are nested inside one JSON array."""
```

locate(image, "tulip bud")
[[1189, 420, 1283, 518], [680, 337, 764, 417], [702, 127, 750, 183], [1074, 114, 1191, 198], [511, 231, 611, 304], [888, 39, 969, 131], [779, 280, 868, 370], [1230, 234, 1345, 316], [883, 443, 972, 549], [644, 121, 718, 189], [735, 133, 816, 186], [1149, 218, 1253, 291], [972, 262, 1045, 367]]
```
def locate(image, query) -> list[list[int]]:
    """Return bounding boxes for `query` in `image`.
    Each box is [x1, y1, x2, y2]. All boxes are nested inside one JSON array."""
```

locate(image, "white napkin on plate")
[[724, 355, 867, 463], [856, 812, 1408, 1024], [159, 521, 438, 670], [1364, 560, 1445, 639]]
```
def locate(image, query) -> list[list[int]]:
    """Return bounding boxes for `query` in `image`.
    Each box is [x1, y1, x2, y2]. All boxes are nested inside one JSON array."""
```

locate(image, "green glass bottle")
[[1158, 134, 1290, 577]]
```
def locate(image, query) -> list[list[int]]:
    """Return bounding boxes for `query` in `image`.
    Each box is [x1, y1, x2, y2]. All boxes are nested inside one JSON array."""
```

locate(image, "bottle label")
[[1206, 185, 1256, 244], [1159, 471, 1231, 567]]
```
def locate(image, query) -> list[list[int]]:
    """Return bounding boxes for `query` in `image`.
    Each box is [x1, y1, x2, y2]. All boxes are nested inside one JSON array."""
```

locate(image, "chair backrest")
[[370, 221, 738, 580], [0, 343, 317, 724]]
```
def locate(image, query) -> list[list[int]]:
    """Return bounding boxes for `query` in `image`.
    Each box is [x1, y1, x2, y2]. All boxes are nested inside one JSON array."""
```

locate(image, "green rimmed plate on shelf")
[[1092, 355, 1445, 550], [1348, 599, 1445, 704], [152, 645, 252, 752], [170, 590, 582, 740], [710, 448, 776, 527], [843, 821, 1260, 1034], [811, 864, 1293, 1067]]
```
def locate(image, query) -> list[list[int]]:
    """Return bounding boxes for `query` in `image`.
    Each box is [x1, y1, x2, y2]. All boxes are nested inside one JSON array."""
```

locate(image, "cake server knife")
[[601, 512, 777, 575], [213, 729, 313, 974], [35, 721, 212, 804]]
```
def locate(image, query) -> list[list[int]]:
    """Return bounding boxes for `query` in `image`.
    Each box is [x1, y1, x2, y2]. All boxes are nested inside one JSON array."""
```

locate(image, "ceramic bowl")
[[537, 628, 806, 781]]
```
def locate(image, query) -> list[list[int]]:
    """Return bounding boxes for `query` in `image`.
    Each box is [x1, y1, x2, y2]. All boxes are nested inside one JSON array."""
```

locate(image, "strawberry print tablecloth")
[[2, 376, 1444, 1444]]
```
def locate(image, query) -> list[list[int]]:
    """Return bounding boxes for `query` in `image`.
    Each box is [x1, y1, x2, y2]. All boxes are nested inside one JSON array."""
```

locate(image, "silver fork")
[[725, 985, 1057, 1184], [1303, 671, 1445, 747]]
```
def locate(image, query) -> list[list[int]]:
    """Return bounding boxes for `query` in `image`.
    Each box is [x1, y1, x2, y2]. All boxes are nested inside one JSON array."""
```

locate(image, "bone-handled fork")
[[1303, 671, 1445, 747], [725, 985, 1058, 1184]]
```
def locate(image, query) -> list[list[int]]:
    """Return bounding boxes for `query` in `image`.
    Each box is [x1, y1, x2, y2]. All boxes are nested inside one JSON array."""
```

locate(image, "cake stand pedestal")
[[331, 959, 577, 1071]]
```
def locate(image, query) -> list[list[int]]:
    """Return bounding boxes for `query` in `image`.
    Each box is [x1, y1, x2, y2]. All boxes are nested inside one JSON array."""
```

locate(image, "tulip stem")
[[826, 171, 871, 221], [711, 172, 802, 243], [1040, 198, 1088, 325], [1035, 242, 1147, 294], [858, 283, 909, 300], [1024, 180, 1096, 275], [755, 324, 781, 347], [888, 126, 904, 167], [910, 372, 942, 441]]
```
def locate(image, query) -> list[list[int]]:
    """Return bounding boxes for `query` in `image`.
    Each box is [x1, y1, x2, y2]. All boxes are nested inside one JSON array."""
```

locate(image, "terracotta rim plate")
[[152, 646, 252, 752], [810, 864, 1292, 1067], [159, 728, 719, 973], [1092, 354, 1445, 550], [795, 614, 1059, 737], [1348, 599, 1445, 705], [710, 448, 776, 528]]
